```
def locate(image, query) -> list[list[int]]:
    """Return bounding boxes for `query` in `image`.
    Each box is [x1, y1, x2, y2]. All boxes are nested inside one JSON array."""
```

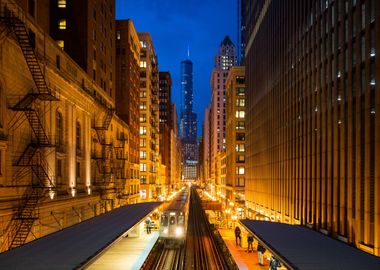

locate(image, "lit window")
[[58, 19, 66, 29], [58, 0, 66, 8], [116, 31, 120, 40], [57, 40, 64, 49], [236, 167, 245, 175], [140, 126, 146, 135], [140, 61, 147, 68], [140, 163, 146, 172], [235, 110, 245, 118], [140, 41, 146, 48], [140, 151, 146, 159]]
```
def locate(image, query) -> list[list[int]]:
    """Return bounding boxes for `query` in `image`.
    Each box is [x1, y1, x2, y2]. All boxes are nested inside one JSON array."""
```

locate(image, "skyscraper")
[[209, 36, 237, 191], [244, 0, 380, 256], [180, 59, 198, 181], [237, 0, 246, 65]]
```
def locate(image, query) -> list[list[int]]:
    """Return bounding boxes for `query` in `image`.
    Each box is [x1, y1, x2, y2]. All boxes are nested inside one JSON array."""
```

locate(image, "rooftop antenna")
[[187, 45, 190, 59]]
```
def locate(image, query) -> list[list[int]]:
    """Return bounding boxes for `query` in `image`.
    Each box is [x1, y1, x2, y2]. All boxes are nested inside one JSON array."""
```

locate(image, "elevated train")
[[159, 187, 190, 247]]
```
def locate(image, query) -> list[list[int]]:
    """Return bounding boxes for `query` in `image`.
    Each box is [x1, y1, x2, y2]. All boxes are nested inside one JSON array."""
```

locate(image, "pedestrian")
[[270, 256, 280, 270], [234, 226, 241, 246], [145, 217, 151, 234], [257, 243, 266, 265], [247, 234, 254, 252]]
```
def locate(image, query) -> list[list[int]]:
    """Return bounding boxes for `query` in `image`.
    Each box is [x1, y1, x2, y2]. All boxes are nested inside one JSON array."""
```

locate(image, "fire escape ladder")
[[8, 187, 42, 249], [15, 142, 38, 166]]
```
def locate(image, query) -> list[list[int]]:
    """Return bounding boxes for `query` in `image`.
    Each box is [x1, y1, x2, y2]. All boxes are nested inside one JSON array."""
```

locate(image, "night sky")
[[116, 0, 237, 136]]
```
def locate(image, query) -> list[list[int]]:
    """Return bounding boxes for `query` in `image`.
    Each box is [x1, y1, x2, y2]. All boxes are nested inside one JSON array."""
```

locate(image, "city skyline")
[[115, 0, 237, 136]]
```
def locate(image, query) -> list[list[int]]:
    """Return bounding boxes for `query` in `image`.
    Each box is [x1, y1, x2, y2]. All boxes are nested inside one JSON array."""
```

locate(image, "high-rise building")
[[159, 72, 172, 195], [209, 36, 237, 193], [49, 0, 116, 99], [115, 19, 141, 203], [138, 33, 160, 201], [179, 59, 198, 181], [226, 66, 246, 208], [0, 0, 132, 251], [237, 0, 246, 65], [245, 0, 380, 255]]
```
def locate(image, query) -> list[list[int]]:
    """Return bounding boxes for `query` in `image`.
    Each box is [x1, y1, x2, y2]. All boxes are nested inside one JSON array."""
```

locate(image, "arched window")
[[76, 121, 81, 152], [56, 111, 63, 147]]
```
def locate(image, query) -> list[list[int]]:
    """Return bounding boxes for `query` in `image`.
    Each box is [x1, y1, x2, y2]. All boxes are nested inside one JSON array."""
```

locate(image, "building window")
[[236, 133, 245, 141], [140, 151, 146, 160], [56, 159, 62, 185], [140, 163, 146, 172], [58, 19, 67, 29], [57, 40, 64, 49], [235, 110, 245, 118], [140, 138, 146, 147], [56, 111, 63, 147], [58, 0, 66, 8], [140, 126, 146, 135], [236, 155, 245, 163], [140, 102, 146, 110], [116, 30, 121, 40], [140, 61, 147, 68], [76, 162, 80, 178], [236, 177, 245, 187], [140, 41, 146, 48], [140, 114, 146, 123], [236, 98, 245, 107], [236, 167, 245, 175], [235, 144, 245, 152], [28, 0, 35, 17], [235, 121, 245, 130], [76, 121, 81, 152]]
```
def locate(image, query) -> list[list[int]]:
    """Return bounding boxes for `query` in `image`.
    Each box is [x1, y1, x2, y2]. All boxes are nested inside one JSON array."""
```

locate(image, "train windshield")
[[178, 215, 184, 225], [170, 216, 176, 225], [161, 215, 168, 226]]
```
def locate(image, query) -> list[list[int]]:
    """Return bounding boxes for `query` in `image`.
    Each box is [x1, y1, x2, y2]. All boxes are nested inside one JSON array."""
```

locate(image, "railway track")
[[184, 187, 229, 270], [142, 187, 233, 270], [140, 241, 185, 270]]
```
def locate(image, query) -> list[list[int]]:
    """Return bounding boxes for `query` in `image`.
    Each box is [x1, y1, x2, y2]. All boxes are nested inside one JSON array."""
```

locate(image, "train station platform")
[[86, 227, 158, 270], [219, 228, 269, 270], [240, 220, 380, 270], [0, 202, 161, 270]]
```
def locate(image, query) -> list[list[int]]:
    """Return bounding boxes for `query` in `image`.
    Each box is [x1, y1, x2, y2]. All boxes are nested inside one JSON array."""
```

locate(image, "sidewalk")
[[219, 228, 269, 270]]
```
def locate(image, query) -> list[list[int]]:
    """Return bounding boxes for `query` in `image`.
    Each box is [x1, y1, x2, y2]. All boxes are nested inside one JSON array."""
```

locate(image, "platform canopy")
[[0, 202, 161, 270], [240, 220, 380, 270]]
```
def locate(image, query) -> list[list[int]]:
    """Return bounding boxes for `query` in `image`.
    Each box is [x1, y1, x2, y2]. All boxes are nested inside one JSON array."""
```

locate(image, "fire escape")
[[1, 5, 58, 250], [92, 108, 114, 198], [113, 132, 128, 198]]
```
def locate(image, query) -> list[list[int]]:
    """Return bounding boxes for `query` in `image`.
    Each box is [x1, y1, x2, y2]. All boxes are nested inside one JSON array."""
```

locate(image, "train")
[[159, 186, 190, 247]]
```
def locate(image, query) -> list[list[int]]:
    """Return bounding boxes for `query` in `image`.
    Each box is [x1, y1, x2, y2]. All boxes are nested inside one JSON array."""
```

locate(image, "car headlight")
[[163, 228, 168, 234], [175, 227, 183, 236]]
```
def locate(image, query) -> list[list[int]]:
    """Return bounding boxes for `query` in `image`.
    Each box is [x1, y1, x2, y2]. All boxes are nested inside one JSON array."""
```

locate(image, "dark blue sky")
[[116, 0, 237, 136]]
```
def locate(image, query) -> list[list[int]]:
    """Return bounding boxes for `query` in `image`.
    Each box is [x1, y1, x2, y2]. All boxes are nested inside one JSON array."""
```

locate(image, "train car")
[[159, 187, 190, 248]]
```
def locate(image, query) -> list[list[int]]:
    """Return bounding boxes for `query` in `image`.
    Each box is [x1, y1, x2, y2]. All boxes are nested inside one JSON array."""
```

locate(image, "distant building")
[[209, 36, 237, 194], [115, 19, 141, 203], [159, 72, 172, 195], [179, 59, 198, 181], [138, 33, 160, 201]]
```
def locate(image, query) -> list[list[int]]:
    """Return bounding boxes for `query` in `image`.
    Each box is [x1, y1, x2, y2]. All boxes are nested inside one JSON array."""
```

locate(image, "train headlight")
[[175, 227, 183, 236], [163, 228, 168, 234]]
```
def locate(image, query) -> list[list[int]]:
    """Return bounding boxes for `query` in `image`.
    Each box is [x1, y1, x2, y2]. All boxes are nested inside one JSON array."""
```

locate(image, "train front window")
[[161, 215, 168, 226], [170, 216, 176, 225], [178, 215, 184, 225]]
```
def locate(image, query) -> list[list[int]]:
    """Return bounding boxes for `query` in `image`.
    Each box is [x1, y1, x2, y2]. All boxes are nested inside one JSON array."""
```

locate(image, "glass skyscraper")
[[180, 59, 198, 180]]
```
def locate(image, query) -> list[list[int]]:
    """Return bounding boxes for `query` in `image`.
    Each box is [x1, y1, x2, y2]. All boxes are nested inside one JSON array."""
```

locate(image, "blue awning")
[[0, 202, 161, 270], [240, 220, 380, 270]]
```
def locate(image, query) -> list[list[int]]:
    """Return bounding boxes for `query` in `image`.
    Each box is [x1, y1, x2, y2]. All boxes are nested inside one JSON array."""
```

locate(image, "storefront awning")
[[240, 220, 380, 270]]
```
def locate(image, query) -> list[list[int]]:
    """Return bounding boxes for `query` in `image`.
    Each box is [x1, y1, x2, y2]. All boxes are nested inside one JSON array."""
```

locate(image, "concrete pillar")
[[67, 103, 76, 193], [84, 113, 91, 191]]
